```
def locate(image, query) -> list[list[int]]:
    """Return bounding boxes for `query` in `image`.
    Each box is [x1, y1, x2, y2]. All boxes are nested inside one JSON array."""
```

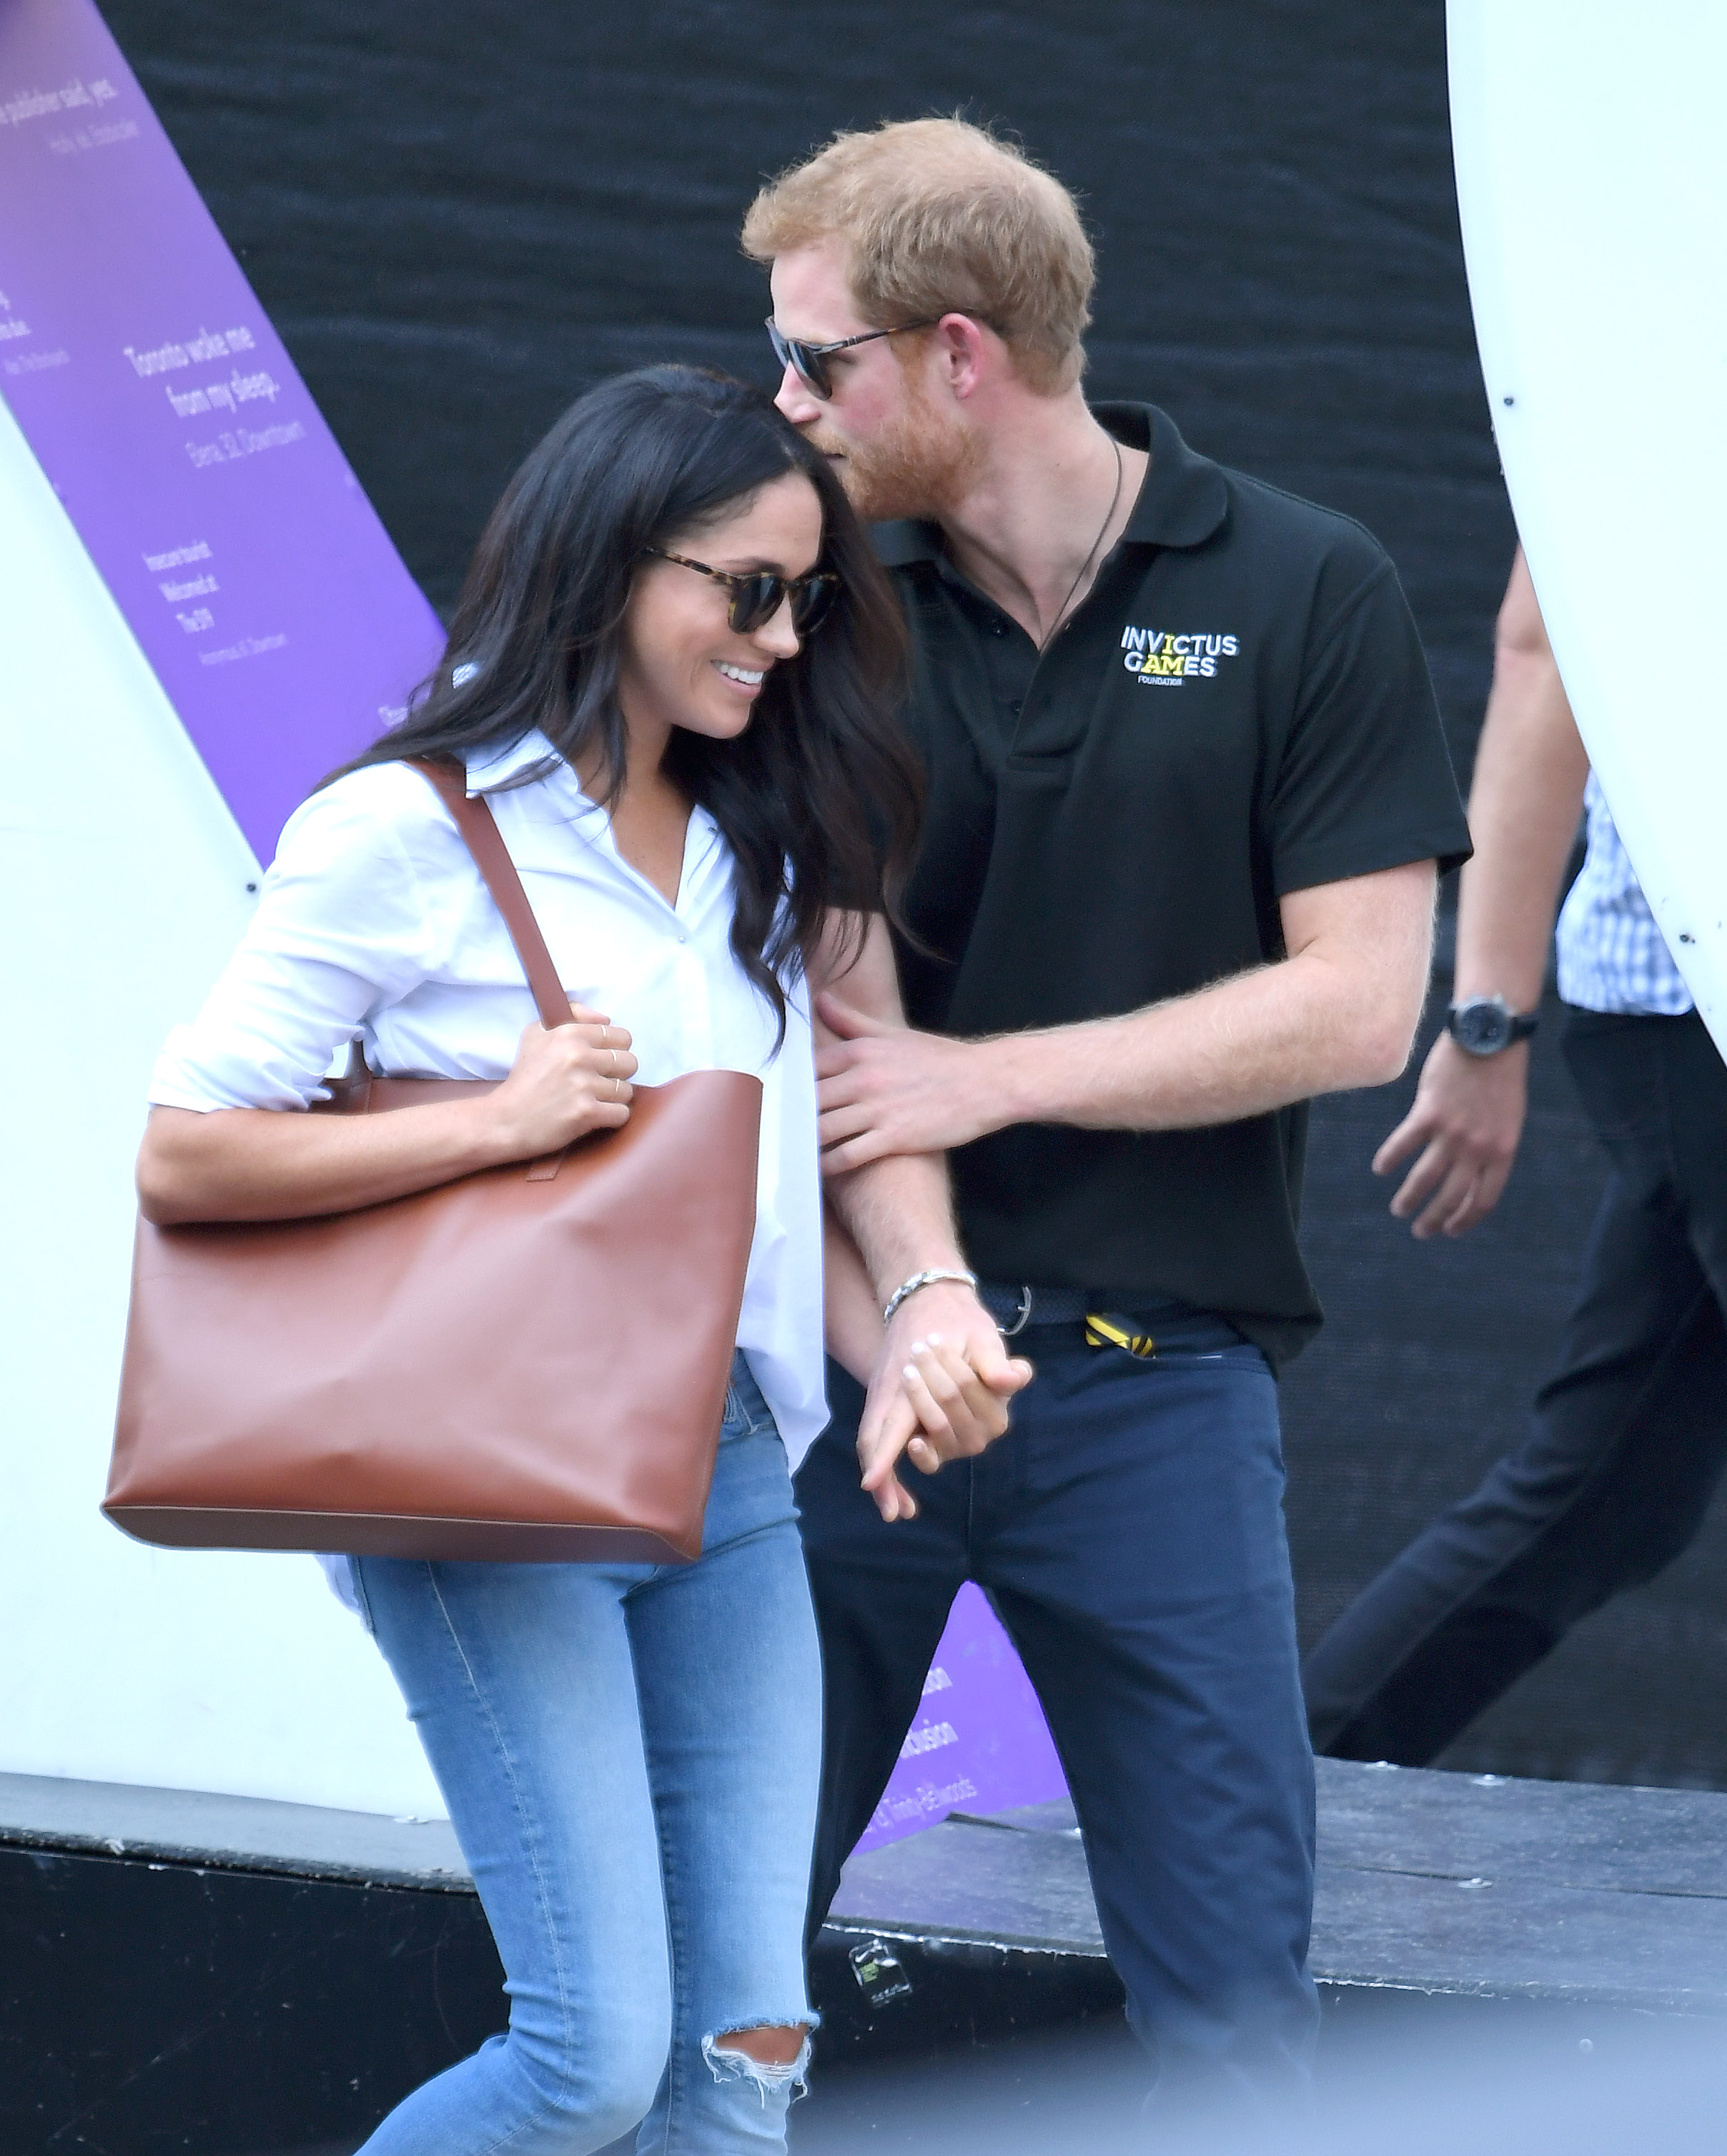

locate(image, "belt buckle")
[[999, 1285, 1034, 1338]]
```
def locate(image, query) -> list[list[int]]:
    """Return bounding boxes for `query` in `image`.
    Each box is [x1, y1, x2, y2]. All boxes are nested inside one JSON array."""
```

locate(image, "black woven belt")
[[976, 1280, 1189, 1337]]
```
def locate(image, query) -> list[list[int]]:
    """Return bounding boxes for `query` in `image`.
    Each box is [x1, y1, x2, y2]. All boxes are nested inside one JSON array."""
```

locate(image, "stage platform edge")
[[6, 1757, 1727, 2150]]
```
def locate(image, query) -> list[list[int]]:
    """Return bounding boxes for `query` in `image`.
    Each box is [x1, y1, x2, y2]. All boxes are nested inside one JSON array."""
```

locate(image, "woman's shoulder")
[[274, 758, 470, 881]]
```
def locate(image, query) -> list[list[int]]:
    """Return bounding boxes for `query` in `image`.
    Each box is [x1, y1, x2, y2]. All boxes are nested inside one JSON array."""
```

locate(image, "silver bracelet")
[[881, 1267, 979, 1327]]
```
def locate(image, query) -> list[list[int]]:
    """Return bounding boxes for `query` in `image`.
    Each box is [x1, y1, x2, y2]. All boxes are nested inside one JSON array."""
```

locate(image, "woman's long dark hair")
[[335, 365, 920, 1040]]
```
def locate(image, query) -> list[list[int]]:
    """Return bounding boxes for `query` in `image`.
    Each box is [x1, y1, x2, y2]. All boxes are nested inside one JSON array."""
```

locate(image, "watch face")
[[1453, 1000, 1514, 1056]]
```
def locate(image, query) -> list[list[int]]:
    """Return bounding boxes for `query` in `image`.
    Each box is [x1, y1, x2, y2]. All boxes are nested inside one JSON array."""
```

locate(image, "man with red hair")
[[745, 119, 1470, 2104]]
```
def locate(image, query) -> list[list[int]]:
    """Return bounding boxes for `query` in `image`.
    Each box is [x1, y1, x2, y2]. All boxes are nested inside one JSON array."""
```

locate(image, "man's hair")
[[741, 118, 1094, 395]]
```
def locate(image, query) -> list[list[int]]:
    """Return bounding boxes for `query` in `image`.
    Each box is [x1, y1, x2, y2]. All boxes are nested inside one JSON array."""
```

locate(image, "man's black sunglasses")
[[644, 547, 839, 637], [766, 315, 940, 400]]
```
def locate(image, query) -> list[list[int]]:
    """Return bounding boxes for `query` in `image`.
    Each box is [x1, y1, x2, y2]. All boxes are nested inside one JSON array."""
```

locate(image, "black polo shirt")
[[876, 400, 1470, 1368]]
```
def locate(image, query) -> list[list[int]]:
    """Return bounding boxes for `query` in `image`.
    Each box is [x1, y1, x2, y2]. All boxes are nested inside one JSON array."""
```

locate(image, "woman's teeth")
[[716, 662, 766, 686]]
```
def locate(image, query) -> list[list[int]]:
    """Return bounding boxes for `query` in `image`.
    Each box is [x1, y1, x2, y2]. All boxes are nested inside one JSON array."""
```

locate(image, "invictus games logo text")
[[1120, 625, 1239, 683]]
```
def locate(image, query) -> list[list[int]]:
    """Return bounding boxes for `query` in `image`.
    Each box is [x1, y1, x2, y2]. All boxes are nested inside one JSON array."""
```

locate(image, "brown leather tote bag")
[[104, 758, 762, 1566]]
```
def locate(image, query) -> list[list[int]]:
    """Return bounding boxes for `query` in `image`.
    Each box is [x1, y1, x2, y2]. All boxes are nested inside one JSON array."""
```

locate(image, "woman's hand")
[[898, 1331, 1026, 1473], [483, 1004, 637, 1159], [856, 1285, 1033, 1523], [138, 1004, 639, 1228]]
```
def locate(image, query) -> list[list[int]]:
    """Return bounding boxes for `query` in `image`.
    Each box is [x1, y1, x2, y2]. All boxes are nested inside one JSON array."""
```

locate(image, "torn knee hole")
[[702, 2022, 814, 2097], [711, 2023, 808, 2067]]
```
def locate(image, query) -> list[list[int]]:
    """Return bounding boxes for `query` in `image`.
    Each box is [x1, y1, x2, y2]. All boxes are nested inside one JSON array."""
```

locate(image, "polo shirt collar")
[[1102, 402, 1229, 549], [872, 401, 1228, 568]]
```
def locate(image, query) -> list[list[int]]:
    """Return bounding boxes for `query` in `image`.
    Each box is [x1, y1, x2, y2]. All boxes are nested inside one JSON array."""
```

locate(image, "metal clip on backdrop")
[[104, 759, 762, 1566]]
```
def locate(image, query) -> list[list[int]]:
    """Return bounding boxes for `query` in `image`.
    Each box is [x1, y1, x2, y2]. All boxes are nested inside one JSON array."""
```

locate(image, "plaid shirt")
[[1555, 773, 1694, 1016]]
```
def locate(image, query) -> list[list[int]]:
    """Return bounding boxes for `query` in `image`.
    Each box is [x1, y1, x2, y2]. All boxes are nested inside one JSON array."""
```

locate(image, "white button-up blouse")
[[148, 728, 829, 1468]]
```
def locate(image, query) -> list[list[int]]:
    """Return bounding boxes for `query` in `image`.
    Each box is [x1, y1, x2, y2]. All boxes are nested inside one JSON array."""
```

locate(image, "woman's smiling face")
[[617, 469, 824, 753]]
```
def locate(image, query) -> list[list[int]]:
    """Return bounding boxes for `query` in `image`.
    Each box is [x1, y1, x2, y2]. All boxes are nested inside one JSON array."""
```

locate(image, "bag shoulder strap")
[[408, 758, 571, 1031]]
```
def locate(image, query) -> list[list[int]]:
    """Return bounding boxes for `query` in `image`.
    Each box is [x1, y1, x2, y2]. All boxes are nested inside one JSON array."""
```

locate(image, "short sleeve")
[[148, 766, 450, 1112], [1266, 554, 1471, 897]]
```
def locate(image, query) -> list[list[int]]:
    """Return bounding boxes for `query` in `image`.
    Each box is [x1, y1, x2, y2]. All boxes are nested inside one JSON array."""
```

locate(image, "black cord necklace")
[[1042, 435, 1124, 649]]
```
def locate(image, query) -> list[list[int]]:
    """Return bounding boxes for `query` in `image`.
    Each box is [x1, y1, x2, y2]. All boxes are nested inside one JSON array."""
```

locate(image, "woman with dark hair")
[[134, 365, 1011, 2153]]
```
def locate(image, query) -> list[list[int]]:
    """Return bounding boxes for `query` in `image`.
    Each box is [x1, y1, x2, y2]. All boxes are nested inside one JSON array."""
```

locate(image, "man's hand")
[[816, 863, 1436, 1169], [816, 994, 1001, 1170], [1374, 1031, 1530, 1239], [856, 1281, 1031, 1522]]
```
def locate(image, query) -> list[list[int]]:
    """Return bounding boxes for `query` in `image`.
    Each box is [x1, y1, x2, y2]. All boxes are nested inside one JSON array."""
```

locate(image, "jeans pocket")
[[345, 1555, 380, 1636], [721, 1353, 771, 1440], [1099, 1340, 1271, 1384]]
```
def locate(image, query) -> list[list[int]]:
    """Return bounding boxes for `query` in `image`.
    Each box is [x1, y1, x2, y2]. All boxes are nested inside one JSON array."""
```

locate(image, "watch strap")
[[1446, 999, 1540, 1052]]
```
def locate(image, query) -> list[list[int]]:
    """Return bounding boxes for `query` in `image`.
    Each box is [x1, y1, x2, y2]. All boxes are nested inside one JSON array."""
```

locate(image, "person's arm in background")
[[1374, 548, 1592, 1237]]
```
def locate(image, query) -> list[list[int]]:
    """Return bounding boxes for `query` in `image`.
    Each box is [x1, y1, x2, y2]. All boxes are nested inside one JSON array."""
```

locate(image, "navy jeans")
[[1305, 1008, 1727, 1763], [795, 1313, 1318, 2104]]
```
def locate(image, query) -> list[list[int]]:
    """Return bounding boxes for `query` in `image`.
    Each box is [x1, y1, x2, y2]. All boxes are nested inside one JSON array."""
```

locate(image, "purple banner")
[[0, 0, 443, 860], [856, 1583, 1068, 1851]]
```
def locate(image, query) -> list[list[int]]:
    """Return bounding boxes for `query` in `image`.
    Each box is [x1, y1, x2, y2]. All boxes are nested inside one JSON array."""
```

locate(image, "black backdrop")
[[98, 0, 1727, 1789]]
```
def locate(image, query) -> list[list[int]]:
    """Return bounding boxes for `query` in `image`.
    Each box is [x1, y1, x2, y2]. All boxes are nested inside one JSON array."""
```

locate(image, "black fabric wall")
[[99, 0, 1727, 1789]]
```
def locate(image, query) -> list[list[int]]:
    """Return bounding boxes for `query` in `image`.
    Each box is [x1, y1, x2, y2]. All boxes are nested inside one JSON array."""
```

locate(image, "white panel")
[[1448, 0, 1727, 1044], [0, 395, 443, 1819]]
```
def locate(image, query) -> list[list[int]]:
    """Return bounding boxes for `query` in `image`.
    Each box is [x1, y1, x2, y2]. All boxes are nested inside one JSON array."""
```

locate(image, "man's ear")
[[934, 313, 993, 402]]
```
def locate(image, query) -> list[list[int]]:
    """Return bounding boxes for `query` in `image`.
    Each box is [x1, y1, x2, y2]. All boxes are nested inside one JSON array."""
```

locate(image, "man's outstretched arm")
[[1373, 548, 1590, 1237], [815, 856, 1437, 1169]]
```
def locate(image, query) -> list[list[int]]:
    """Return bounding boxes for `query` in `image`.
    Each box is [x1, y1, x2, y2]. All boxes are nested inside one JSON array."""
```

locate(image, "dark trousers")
[[795, 1315, 1319, 2102], [1305, 1008, 1727, 1764]]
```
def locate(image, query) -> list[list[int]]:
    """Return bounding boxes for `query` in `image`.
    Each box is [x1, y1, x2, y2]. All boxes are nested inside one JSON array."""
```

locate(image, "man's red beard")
[[806, 381, 982, 523]]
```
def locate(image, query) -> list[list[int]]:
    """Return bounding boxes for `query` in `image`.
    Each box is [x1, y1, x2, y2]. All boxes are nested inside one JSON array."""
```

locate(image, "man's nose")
[[774, 362, 823, 427]]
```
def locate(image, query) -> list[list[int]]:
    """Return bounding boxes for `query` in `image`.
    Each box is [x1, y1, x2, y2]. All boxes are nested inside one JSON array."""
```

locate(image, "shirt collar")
[[461, 726, 723, 865], [872, 400, 1229, 568], [1104, 401, 1229, 548], [462, 726, 565, 796]]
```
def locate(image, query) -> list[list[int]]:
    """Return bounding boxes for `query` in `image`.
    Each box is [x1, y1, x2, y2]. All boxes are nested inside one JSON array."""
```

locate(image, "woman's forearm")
[[136, 1097, 523, 1227], [137, 1012, 637, 1225]]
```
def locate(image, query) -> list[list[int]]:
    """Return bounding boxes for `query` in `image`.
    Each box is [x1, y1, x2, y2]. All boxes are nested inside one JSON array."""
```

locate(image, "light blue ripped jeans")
[[350, 1354, 822, 2155]]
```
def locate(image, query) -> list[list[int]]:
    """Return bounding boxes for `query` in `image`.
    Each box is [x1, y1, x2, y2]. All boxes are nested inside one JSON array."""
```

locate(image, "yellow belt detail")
[[1083, 1312, 1159, 1359]]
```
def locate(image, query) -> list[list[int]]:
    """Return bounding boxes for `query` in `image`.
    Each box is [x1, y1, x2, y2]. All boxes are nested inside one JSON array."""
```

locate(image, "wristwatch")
[[1446, 995, 1539, 1057]]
